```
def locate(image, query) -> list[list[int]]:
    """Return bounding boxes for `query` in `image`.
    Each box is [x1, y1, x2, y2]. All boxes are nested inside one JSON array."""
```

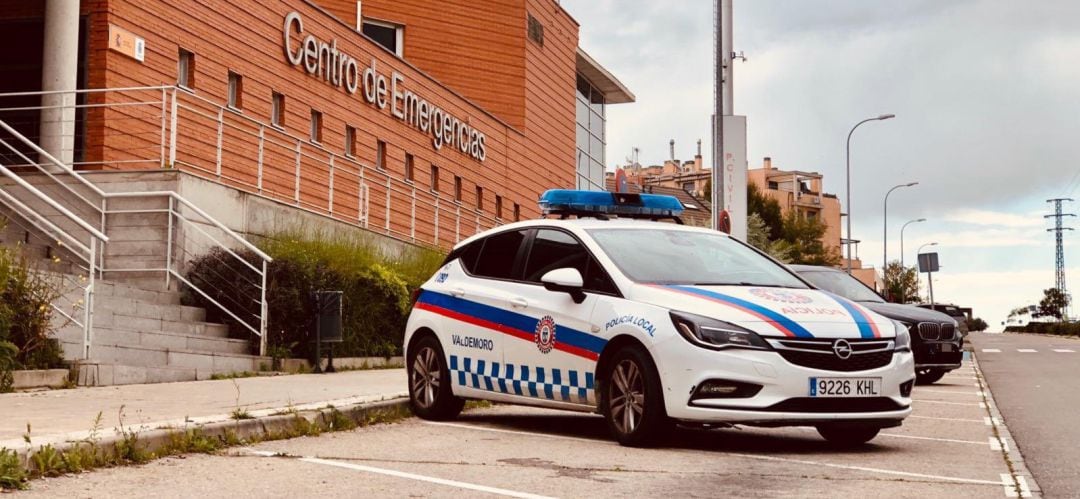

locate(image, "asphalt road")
[[22, 363, 1026, 498], [972, 332, 1080, 497]]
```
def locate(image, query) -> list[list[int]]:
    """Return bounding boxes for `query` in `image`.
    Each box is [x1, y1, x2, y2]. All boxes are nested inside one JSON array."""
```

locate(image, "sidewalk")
[[1, 369, 407, 453]]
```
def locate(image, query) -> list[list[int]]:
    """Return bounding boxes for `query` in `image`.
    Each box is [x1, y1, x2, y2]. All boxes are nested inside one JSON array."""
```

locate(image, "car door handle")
[[509, 297, 529, 309], [449, 287, 466, 298]]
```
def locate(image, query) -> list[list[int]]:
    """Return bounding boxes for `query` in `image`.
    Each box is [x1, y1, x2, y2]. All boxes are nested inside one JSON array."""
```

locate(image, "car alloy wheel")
[[411, 346, 441, 409], [610, 359, 646, 435]]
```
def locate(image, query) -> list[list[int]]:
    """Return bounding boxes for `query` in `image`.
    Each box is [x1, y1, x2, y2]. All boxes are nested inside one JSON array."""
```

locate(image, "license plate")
[[809, 377, 882, 397], [941, 343, 954, 352]]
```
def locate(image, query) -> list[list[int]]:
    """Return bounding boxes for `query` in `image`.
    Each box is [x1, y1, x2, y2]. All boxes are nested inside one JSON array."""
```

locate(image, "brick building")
[[748, 157, 879, 289], [0, 0, 633, 249], [0, 0, 634, 382]]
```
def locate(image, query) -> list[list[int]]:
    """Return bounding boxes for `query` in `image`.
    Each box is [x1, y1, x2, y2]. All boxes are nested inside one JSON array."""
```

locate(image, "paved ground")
[[21, 362, 1030, 498], [0, 369, 406, 450], [971, 332, 1080, 497]]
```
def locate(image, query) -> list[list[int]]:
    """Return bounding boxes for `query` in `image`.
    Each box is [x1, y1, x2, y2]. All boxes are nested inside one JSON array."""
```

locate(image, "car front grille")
[[917, 322, 956, 340], [769, 338, 894, 372], [767, 397, 908, 413]]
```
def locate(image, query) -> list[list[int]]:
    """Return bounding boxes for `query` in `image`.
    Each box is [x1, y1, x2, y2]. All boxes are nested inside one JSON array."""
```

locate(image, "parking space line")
[[422, 421, 611, 445], [915, 389, 983, 396], [1017, 349, 1037, 353], [247, 450, 555, 499], [984, 417, 1002, 426], [989, 438, 1010, 452], [721, 451, 1002, 486], [1053, 349, 1075, 353], [907, 415, 984, 423], [1001, 473, 1033, 497], [912, 399, 984, 407], [878, 433, 990, 446], [981, 349, 1002, 353]]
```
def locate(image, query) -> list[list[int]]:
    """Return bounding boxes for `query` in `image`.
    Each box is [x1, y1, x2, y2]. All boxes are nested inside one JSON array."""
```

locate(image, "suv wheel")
[[601, 346, 669, 446], [816, 424, 881, 446], [915, 367, 947, 385], [408, 335, 465, 420]]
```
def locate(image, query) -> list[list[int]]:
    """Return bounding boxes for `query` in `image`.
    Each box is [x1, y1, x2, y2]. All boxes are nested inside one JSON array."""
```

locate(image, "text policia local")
[[283, 12, 487, 162]]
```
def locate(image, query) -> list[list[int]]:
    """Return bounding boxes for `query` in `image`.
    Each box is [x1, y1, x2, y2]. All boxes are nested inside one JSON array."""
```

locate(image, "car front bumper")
[[653, 336, 915, 426], [914, 340, 964, 370]]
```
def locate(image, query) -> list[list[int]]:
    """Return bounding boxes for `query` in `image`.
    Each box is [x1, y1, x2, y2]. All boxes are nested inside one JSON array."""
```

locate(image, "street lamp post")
[[846, 113, 896, 274], [883, 181, 918, 272], [899, 218, 927, 268]]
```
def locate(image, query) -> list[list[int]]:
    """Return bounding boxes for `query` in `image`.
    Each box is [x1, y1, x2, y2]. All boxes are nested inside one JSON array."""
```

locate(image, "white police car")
[[404, 190, 915, 446]]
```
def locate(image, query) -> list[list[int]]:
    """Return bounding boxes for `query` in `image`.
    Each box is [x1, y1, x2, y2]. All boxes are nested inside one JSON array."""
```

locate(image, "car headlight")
[[670, 311, 771, 351], [893, 320, 911, 352]]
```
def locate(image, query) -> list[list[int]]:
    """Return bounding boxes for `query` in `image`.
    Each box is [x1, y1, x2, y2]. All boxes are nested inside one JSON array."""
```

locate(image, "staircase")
[[57, 281, 265, 385], [0, 119, 270, 386]]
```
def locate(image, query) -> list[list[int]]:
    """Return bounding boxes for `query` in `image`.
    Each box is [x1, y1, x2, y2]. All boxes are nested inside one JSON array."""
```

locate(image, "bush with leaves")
[[0, 242, 64, 380], [966, 317, 989, 332], [183, 231, 443, 359]]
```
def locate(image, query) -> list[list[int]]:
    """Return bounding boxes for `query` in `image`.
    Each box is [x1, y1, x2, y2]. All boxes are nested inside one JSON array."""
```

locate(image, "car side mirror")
[[540, 268, 586, 304]]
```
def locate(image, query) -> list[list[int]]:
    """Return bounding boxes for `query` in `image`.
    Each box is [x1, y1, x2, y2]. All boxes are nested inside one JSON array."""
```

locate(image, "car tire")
[[600, 346, 669, 447], [408, 335, 465, 421], [816, 424, 881, 446], [915, 368, 947, 385]]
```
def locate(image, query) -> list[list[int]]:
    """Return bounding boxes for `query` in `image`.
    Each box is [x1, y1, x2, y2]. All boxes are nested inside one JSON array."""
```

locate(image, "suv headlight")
[[670, 311, 771, 351], [893, 320, 912, 352]]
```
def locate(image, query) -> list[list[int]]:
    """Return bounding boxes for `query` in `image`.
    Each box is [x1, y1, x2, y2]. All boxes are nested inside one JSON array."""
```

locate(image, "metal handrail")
[[0, 109, 271, 356]]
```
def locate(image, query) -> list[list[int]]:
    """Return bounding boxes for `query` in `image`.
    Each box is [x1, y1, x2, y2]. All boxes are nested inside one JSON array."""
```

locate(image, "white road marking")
[[1053, 349, 1075, 353], [915, 389, 983, 396], [912, 399, 983, 407], [981, 349, 1002, 353], [1017, 475, 1033, 497], [990, 438, 1010, 452], [1002, 473, 1032, 497], [878, 433, 990, 445], [908, 415, 984, 423], [422, 421, 609, 445], [1017, 349, 1037, 353], [247, 450, 554, 499], [427, 420, 1003, 488], [984, 417, 1002, 426], [721, 451, 1002, 486]]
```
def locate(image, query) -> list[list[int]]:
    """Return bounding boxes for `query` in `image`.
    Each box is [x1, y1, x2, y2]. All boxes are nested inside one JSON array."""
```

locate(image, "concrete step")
[[64, 341, 266, 374], [89, 325, 249, 355]]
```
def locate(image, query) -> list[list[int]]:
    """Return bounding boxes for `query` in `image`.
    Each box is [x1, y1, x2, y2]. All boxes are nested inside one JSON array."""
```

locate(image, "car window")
[[472, 229, 527, 280], [451, 240, 483, 274], [797, 270, 884, 303], [524, 229, 618, 295], [587, 228, 807, 288]]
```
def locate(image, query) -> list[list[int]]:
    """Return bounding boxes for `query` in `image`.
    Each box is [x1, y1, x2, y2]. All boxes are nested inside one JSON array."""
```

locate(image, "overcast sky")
[[563, 0, 1080, 327]]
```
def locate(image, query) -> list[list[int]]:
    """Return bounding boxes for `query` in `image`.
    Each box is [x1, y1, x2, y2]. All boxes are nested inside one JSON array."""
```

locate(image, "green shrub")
[[0, 447, 27, 490], [0, 243, 64, 381], [1004, 322, 1080, 335], [183, 231, 443, 359]]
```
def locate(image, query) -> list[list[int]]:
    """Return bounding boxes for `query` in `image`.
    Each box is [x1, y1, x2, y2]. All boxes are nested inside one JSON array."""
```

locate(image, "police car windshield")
[[587, 228, 808, 288], [796, 269, 884, 303]]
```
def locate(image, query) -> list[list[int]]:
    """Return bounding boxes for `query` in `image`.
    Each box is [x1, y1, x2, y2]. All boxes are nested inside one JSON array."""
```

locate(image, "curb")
[[972, 355, 1041, 498], [10, 396, 411, 469]]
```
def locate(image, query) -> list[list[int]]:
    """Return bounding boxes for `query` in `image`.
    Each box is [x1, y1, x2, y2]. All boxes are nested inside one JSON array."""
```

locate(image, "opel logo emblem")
[[833, 339, 852, 359]]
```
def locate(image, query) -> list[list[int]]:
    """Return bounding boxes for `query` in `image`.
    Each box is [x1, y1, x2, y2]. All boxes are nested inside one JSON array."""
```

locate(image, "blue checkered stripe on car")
[[449, 355, 595, 405]]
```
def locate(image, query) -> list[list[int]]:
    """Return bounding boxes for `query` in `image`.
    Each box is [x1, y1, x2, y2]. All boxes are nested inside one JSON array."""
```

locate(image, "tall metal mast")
[[1046, 197, 1075, 318]]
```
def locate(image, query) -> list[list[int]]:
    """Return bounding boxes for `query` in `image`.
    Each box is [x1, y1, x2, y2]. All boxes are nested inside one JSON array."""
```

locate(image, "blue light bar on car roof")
[[538, 189, 684, 219]]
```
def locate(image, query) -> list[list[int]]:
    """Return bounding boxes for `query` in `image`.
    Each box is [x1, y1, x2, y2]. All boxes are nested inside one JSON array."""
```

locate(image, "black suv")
[[790, 265, 963, 384]]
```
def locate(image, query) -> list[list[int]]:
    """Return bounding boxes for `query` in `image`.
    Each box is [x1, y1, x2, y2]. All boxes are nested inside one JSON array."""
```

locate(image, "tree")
[[778, 210, 840, 266], [966, 317, 989, 332], [747, 183, 783, 241], [882, 260, 919, 303], [746, 213, 791, 263], [1038, 288, 1069, 320]]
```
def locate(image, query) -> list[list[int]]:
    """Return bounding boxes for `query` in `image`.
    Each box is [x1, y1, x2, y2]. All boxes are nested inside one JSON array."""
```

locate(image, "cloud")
[[941, 209, 1046, 229]]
